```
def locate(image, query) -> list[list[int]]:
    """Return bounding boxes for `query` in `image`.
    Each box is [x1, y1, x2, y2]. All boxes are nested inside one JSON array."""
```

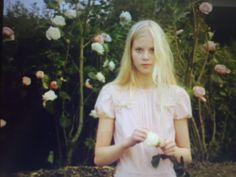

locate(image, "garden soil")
[[2, 161, 236, 177]]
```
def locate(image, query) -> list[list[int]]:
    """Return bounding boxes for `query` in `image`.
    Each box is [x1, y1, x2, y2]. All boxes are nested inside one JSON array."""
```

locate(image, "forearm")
[[174, 146, 192, 164], [94, 142, 128, 166]]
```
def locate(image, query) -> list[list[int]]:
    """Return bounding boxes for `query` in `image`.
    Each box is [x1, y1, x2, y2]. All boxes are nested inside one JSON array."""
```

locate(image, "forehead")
[[132, 31, 154, 47]]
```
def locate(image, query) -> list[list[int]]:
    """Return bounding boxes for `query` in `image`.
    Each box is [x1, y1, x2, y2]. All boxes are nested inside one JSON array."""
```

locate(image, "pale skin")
[[94, 31, 192, 166]]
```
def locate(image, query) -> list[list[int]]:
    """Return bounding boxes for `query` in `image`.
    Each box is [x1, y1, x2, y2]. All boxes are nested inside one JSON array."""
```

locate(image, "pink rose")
[[0, 119, 7, 128], [50, 81, 59, 90], [94, 34, 104, 44], [22, 76, 31, 86], [204, 40, 216, 52], [199, 2, 213, 15], [193, 86, 207, 102], [214, 64, 231, 75], [35, 70, 45, 79], [3, 26, 15, 40]]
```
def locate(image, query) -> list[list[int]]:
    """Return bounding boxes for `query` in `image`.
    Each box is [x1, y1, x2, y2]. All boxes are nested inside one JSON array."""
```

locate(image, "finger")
[[164, 142, 176, 150], [133, 134, 146, 142], [163, 149, 175, 156], [159, 139, 167, 148]]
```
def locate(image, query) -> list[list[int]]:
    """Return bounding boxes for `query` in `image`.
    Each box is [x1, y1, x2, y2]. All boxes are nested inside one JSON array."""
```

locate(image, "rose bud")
[[49, 81, 59, 90], [22, 76, 31, 86], [204, 40, 216, 52], [3, 26, 15, 40], [94, 34, 104, 44], [35, 70, 45, 79]]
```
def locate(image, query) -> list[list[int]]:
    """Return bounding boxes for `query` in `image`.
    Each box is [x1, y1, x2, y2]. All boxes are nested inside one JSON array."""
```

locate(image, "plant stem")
[[196, 52, 209, 83], [198, 99, 207, 159], [67, 38, 85, 164]]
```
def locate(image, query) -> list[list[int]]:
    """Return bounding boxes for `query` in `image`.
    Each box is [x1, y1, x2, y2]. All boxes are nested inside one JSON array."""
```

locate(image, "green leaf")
[[59, 91, 71, 101], [88, 72, 96, 79], [84, 138, 95, 150], [42, 75, 50, 89], [59, 114, 71, 128], [103, 43, 109, 52], [45, 101, 54, 114], [47, 150, 54, 164]]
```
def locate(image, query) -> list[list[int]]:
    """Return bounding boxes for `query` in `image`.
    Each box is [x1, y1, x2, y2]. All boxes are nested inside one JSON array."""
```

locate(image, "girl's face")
[[131, 31, 155, 77]]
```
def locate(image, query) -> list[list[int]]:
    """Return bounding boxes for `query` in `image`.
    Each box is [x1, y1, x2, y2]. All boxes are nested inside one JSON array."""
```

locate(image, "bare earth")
[[3, 161, 236, 177]]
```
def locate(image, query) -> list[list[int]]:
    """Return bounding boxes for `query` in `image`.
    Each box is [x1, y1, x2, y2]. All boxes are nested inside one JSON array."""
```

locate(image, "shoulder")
[[168, 85, 190, 97], [98, 82, 123, 97], [100, 82, 118, 93]]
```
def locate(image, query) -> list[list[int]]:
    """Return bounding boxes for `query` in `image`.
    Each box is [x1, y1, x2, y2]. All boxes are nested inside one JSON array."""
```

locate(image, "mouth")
[[141, 64, 152, 68]]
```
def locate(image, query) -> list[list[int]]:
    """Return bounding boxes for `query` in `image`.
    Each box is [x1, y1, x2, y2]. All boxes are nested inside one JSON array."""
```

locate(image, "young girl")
[[94, 20, 192, 177]]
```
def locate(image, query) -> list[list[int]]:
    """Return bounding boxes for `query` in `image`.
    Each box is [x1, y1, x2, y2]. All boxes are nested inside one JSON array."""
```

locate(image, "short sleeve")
[[174, 87, 192, 120], [95, 83, 115, 119]]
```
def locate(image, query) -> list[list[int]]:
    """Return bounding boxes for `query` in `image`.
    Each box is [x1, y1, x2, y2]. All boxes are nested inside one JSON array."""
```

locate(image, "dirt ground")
[[3, 161, 236, 177]]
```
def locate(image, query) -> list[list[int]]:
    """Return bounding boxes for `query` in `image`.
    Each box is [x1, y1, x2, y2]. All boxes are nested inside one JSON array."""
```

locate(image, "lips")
[[141, 64, 152, 68]]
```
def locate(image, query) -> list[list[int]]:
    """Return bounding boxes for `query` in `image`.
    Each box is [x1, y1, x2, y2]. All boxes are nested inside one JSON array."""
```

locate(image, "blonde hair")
[[114, 20, 177, 88]]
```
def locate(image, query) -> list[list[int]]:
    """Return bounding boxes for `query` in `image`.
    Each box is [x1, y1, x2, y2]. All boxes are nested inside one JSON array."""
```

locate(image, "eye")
[[149, 48, 154, 53], [135, 47, 143, 53]]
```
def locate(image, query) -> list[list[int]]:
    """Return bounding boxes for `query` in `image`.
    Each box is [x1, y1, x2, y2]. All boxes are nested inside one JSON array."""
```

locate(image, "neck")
[[134, 73, 156, 89]]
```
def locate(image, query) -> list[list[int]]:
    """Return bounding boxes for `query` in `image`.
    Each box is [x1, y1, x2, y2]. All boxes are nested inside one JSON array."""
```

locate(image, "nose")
[[142, 51, 150, 61]]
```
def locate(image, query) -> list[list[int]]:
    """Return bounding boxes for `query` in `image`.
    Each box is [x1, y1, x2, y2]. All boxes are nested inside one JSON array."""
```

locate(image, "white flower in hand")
[[144, 132, 160, 147]]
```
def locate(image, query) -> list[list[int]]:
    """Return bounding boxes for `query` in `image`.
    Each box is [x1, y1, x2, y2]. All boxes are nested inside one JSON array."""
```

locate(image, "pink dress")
[[95, 82, 192, 177]]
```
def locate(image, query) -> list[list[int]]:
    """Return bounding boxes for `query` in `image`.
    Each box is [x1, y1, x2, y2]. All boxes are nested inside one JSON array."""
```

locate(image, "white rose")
[[42, 90, 58, 107], [143, 132, 160, 147], [51, 15, 66, 26], [89, 110, 98, 118], [95, 72, 105, 83], [119, 11, 132, 25], [46, 26, 61, 40], [76, 3, 85, 10], [64, 9, 77, 19], [101, 33, 112, 42], [108, 61, 115, 71], [91, 42, 104, 55]]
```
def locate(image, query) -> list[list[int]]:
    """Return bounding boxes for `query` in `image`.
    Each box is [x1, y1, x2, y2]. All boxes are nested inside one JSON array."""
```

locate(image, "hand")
[[159, 139, 176, 156], [123, 128, 148, 148]]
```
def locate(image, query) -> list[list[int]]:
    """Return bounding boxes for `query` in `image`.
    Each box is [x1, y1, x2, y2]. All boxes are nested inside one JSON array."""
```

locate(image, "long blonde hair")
[[114, 20, 177, 88]]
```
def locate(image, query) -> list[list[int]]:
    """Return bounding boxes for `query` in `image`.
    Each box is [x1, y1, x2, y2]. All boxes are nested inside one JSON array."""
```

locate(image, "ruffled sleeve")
[[95, 83, 115, 119], [174, 87, 192, 119]]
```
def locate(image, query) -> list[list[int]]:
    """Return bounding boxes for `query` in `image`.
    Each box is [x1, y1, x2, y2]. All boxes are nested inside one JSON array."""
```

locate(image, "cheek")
[[131, 51, 140, 62]]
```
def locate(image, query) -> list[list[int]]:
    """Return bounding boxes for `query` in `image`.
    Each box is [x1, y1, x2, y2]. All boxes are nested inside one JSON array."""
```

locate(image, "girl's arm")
[[174, 118, 192, 163], [160, 118, 192, 164], [94, 117, 147, 166]]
